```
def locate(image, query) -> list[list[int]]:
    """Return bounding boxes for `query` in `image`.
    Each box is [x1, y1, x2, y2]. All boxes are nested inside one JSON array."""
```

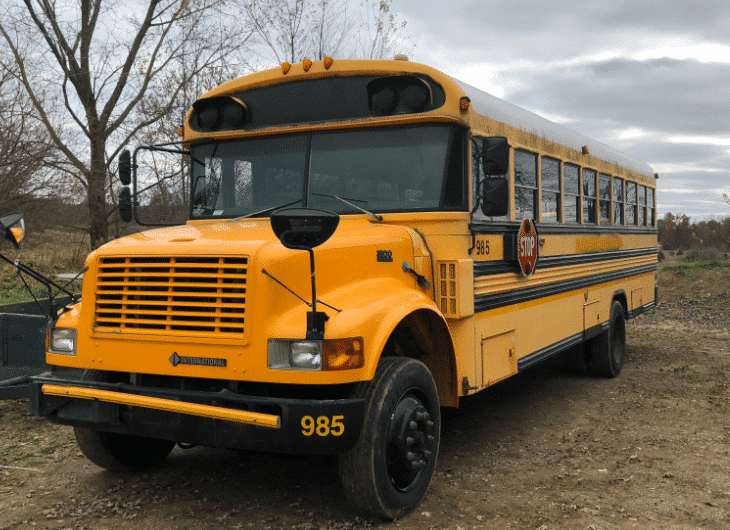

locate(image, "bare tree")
[[0, 59, 63, 219], [242, 0, 410, 65], [0, 0, 245, 249]]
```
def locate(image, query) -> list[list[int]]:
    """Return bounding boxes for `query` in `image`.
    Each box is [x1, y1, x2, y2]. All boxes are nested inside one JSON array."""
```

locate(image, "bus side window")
[[613, 177, 624, 225], [639, 185, 647, 225], [599, 174, 611, 224], [515, 150, 537, 220], [472, 136, 509, 219], [541, 157, 560, 223], [626, 181, 637, 225], [582, 169, 597, 224], [564, 164, 580, 223], [647, 187, 655, 226]]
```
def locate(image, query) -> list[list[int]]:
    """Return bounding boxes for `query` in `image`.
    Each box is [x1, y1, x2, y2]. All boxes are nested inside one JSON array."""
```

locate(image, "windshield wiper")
[[228, 199, 303, 222], [310, 193, 382, 221]]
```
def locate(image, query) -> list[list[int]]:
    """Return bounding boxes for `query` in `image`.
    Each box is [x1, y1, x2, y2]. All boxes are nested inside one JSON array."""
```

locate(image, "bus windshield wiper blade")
[[311, 193, 382, 221], [228, 199, 303, 221]]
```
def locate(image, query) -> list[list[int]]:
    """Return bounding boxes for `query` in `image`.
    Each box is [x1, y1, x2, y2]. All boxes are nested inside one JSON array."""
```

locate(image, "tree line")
[[0, 0, 409, 248], [658, 212, 730, 252]]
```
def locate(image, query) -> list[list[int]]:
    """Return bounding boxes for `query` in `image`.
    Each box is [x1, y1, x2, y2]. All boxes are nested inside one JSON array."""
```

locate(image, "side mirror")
[[270, 208, 340, 250], [482, 137, 509, 175], [119, 149, 132, 186], [119, 187, 133, 222], [0, 213, 25, 248], [481, 178, 509, 217]]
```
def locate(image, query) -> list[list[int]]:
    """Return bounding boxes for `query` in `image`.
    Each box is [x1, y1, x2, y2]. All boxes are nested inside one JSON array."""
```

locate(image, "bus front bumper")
[[29, 373, 365, 455]]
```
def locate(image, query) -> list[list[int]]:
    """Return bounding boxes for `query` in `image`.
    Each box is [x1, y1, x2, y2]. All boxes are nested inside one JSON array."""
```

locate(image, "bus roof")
[[453, 78, 655, 178]]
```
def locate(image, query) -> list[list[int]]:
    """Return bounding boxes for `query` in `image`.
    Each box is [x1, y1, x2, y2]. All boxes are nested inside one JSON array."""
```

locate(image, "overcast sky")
[[394, 0, 730, 222]]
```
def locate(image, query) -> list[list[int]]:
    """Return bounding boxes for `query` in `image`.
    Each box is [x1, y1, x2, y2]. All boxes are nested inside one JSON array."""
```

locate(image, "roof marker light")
[[460, 96, 471, 111], [324, 56, 334, 69], [303, 58, 312, 72], [582, 145, 590, 155], [282, 62, 291, 74]]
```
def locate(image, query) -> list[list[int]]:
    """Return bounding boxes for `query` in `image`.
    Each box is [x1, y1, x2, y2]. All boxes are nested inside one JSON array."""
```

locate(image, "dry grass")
[[0, 229, 88, 305]]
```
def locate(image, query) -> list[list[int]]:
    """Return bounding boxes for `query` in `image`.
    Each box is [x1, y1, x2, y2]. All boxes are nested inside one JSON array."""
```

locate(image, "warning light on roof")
[[460, 97, 470, 111], [303, 59, 313, 72], [582, 146, 590, 155], [324, 56, 334, 70], [654, 173, 659, 179], [281, 62, 291, 74]]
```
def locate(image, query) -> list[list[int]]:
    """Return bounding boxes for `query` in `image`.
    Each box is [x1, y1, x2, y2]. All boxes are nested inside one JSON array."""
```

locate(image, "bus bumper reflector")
[[41, 384, 281, 429]]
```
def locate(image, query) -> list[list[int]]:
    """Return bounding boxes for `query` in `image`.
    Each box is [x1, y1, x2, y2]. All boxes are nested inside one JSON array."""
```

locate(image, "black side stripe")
[[474, 247, 658, 277], [475, 263, 658, 313], [517, 332, 584, 371], [470, 221, 658, 236]]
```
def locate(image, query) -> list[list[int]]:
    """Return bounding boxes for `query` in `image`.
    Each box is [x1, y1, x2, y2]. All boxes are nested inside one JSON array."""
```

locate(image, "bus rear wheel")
[[338, 357, 440, 520], [74, 427, 176, 472], [588, 300, 626, 377]]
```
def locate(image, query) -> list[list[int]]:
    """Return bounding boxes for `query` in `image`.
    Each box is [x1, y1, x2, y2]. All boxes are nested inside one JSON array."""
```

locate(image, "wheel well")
[[380, 309, 458, 407], [612, 290, 629, 318]]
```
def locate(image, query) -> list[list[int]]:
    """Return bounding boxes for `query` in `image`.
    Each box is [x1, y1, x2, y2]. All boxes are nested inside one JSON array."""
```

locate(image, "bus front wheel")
[[338, 357, 440, 520], [589, 300, 626, 377]]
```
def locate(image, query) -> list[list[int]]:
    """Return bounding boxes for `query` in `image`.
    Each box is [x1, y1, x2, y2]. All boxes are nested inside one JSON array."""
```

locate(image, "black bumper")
[[29, 373, 365, 455]]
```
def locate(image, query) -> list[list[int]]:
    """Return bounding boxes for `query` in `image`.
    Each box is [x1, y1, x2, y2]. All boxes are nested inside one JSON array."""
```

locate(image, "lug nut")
[[409, 420, 418, 430], [406, 437, 414, 445], [427, 435, 435, 442], [407, 451, 415, 461]]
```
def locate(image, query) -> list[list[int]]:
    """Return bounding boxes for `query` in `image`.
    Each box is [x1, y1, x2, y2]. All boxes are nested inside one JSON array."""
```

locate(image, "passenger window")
[[563, 164, 580, 223], [514, 150, 537, 220], [541, 157, 560, 223], [639, 185, 647, 225], [599, 174, 611, 224], [613, 177, 624, 225], [626, 181, 637, 225], [647, 188, 655, 226], [582, 169, 597, 224]]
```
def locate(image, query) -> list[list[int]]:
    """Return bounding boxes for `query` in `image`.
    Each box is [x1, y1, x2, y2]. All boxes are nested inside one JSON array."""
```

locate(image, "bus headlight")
[[268, 340, 321, 371], [268, 338, 364, 371], [50, 328, 77, 355], [290, 341, 322, 369]]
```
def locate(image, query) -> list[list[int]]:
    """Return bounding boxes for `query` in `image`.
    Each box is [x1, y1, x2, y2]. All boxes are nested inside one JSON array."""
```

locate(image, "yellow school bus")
[[29, 57, 657, 519]]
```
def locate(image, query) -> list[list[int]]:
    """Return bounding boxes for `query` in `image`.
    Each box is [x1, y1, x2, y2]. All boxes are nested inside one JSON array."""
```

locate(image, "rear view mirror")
[[119, 149, 132, 186], [482, 137, 509, 175], [119, 187, 133, 222], [480, 178, 509, 217], [0, 213, 25, 248]]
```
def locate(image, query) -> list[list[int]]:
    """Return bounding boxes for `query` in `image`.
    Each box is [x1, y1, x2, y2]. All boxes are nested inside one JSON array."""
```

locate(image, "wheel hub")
[[386, 393, 437, 492]]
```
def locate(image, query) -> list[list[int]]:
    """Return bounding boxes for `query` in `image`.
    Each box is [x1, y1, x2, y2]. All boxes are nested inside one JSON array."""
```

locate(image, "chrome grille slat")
[[94, 256, 248, 338]]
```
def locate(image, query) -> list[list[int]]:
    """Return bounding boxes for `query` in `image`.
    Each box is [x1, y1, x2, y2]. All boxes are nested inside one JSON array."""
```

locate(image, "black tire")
[[588, 300, 626, 377], [338, 357, 440, 520], [74, 427, 175, 472]]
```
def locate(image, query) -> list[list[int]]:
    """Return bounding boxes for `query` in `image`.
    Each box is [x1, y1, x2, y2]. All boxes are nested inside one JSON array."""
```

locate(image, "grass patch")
[[660, 260, 730, 273]]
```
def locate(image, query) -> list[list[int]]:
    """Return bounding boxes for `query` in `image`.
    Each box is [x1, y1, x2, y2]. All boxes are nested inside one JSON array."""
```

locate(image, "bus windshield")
[[190, 124, 465, 218]]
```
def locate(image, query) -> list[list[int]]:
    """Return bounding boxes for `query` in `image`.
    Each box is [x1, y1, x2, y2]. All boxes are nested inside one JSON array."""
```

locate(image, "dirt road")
[[2, 266, 729, 530]]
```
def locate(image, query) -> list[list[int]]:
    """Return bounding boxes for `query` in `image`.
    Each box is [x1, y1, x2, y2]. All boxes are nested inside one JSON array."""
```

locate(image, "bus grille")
[[94, 256, 248, 339]]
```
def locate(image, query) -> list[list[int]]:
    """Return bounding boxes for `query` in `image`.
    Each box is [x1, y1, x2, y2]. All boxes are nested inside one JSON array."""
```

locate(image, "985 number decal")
[[301, 415, 345, 437], [475, 237, 490, 256]]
